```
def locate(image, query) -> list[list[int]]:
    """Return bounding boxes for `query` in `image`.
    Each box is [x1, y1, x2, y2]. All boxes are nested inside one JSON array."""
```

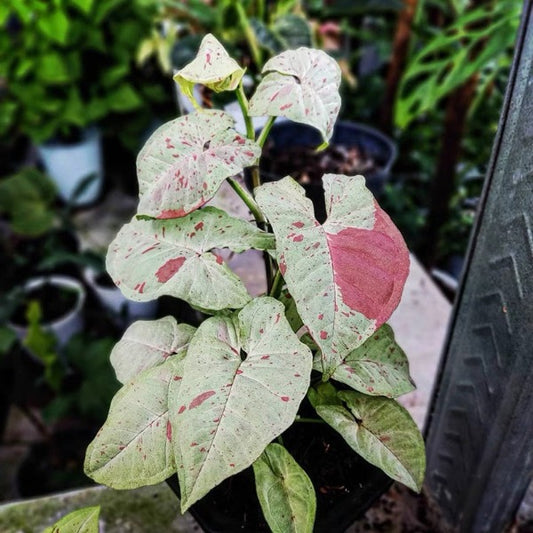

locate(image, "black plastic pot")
[[256, 121, 397, 222], [166, 411, 392, 532]]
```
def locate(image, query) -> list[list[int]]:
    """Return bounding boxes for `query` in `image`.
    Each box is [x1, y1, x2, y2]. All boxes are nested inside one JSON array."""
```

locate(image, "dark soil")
[[11, 283, 79, 326], [261, 141, 378, 186], [185, 397, 390, 533]]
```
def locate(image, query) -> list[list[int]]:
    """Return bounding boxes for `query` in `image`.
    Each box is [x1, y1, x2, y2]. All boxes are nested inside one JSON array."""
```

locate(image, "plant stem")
[[234, 1, 263, 70], [295, 416, 326, 424], [256, 116, 276, 148], [236, 82, 255, 140], [269, 268, 284, 298], [227, 177, 264, 224]]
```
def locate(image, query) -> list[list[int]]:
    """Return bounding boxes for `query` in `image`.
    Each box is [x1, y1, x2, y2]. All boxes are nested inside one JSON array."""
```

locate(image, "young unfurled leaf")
[[171, 297, 312, 511], [84, 357, 184, 489], [316, 324, 415, 398], [137, 110, 260, 219], [315, 390, 425, 492], [173, 34, 245, 107], [249, 48, 341, 142], [110, 317, 196, 384], [253, 443, 316, 533], [44, 506, 100, 533], [256, 175, 409, 378], [106, 207, 275, 311]]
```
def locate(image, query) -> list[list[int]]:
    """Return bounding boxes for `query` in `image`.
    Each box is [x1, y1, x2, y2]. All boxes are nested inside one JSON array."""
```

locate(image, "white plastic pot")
[[84, 268, 157, 326], [37, 127, 103, 206], [10, 275, 86, 348]]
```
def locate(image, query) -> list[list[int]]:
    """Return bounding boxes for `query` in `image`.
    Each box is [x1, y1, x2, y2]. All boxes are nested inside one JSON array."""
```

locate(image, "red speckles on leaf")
[[166, 420, 172, 442], [261, 355, 270, 360], [194, 221, 204, 231], [178, 405, 186, 414], [292, 221, 305, 228], [190, 442, 198, 447], [236, 369, 243, 374], [292, 234, 304, 242], [173, 375, 182, 381], [320, 330, 328, 339], [134, 282, 146, 294], [156, 257, 187, 283], [215, 255, 224, 265], [189, 390, 216, 409], [159, 208, 188, 219], [281, 396, 290, 402], [206, 52, 212, 65], [165, 137, 175, 149], [279, 257, 287, 276], [230, 463, 235, 467], [325, 207, 409, 325], [274, 313, 280, 324], [259, 328, 264, 334], [234, 135, 245, 145], [119, 445, 125, 451], [318, 313, 324, 320], [280, 103, 293, 110]]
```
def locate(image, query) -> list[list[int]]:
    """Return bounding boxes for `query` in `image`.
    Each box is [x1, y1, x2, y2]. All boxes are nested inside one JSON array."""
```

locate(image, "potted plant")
[[0, 0, 162, 205], [84, 35, 425, 532]]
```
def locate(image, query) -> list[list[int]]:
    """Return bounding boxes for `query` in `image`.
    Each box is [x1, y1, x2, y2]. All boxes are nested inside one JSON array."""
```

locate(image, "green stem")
[[269, 268, 284, 298], [234, 1, 263, 69], [236, 82, 255, 140], [295, 417, 326, 424], [256, 116, 276, 148], [227, 177, 263, 224]]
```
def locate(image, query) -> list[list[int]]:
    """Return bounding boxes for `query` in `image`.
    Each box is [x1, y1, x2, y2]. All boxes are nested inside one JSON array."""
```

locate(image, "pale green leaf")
[[256, 175, 409, 378], [173, 34, 244, 107], [84, 357, 184, 489], [307, 382, 342, 409], [324, 324, 415, 398], [137, 110, 261, 219], [253, 443, 316, 533], [43, 505, 100, 533], [106, 207, 274, 311], [249, 48, 341, 142], [315, 390, 425, 492], [110, 316, 196, 384], [172, 297, 312, 511]]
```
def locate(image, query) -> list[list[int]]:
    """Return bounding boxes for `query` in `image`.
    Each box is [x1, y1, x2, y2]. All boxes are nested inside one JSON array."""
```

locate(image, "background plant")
[[84, 35, 425, 531]]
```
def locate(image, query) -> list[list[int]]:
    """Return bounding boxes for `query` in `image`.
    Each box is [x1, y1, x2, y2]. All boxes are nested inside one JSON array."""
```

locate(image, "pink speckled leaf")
[[255, 174, 409, 378], [171, 297, 312, 511], [314, 324, 415, 398], [110, 317, 196, 384], [137, 110, 260, 219], [248, 48, 341, 142], [84, 356, 184, 489], [106, 207, 275, 311], [173, 34, 245, 107], [315, 390, 425, 492]]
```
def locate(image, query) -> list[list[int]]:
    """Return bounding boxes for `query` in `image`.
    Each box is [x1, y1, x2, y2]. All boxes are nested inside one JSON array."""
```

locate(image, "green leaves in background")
[[44, 505, 100, 533], [254, 443, 316, 533], [37, 9, 70, 45]]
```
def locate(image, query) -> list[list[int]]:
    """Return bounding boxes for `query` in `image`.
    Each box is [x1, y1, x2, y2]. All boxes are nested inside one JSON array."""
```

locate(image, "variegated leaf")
[[256, 175, 409, 378], [106, 207, 275, 311], [84, 356, 184, 489], [173, 34, 244, 106], [110, 316, 196, 384], [44, 506, 100, 533], [253, 443, 316, 533], [248, 48, 341, 142], [171, 297, 312, 511], [315, 324, 415, 398], [315, 390, 425, 492], [137, 110, 260, 219]]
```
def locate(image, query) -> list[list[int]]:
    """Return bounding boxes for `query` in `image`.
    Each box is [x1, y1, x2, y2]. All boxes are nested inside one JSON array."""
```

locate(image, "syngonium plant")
[[84, 34, 425, 532]]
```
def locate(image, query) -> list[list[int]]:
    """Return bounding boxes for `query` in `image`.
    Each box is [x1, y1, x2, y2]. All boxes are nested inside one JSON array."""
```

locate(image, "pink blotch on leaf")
[[178, 405, 186, 414], [293, 234, 304, 242], [281, 396, 290, 402], [166, 420, 172, 442], [215, 255, 224, 265], [156, 257, 186, 283], [320, 330, 328, 339], [189, 390, 216, 409], [195, 221, 204, 231], [159, 208, 188, 219]]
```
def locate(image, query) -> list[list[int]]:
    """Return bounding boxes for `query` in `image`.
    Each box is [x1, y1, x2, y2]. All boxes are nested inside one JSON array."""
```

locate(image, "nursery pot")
[[258, 121, 397, 222], [10, 275, 86, 349], [84, 268, 157, 326], [37, 127, 103, 206], [167, 406, 392, 532]]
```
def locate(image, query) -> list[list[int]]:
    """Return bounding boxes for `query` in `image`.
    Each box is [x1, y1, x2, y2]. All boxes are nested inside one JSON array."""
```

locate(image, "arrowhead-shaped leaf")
[[110, 316, 196, 384], [173, 34, 245, 106], [318, 324, 415, 398], [44, 506, 100, 533], [256, 175, 409, 378], [171, 297, 312, 511], [137, 110, 260, 219], [315, 390, 425, 492], [106, 207, 275, 311], [253, 443, 316, 533], [249, 48, 341, 142], [84, 356, 184, 489]]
